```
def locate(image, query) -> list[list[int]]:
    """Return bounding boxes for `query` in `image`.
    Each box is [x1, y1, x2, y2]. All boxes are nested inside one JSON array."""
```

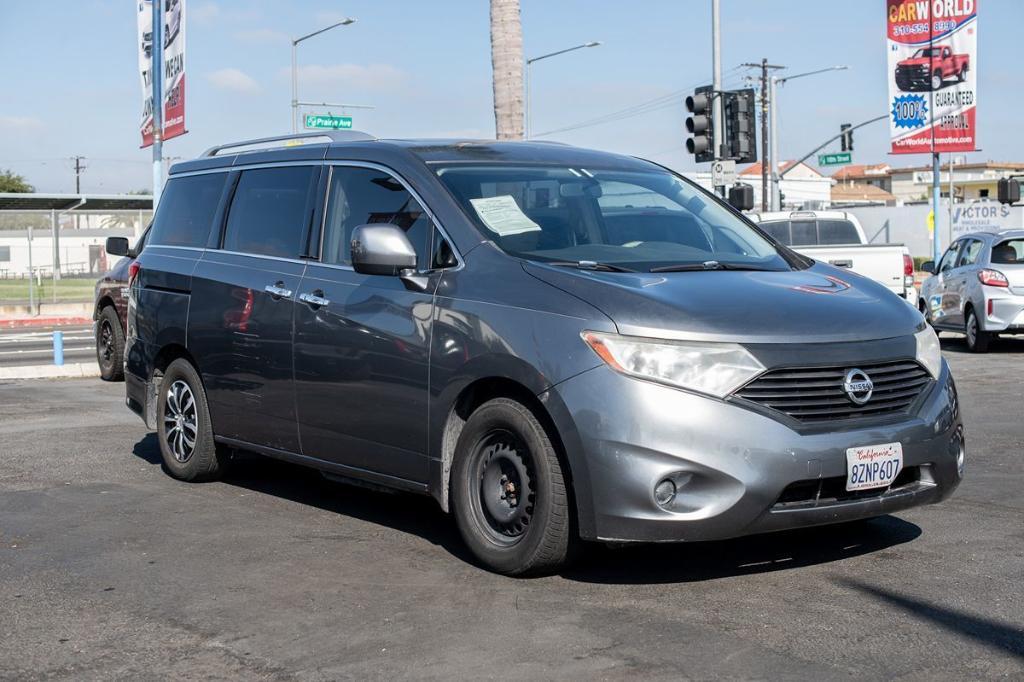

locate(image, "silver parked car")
[[920, 230, 1024, 352]]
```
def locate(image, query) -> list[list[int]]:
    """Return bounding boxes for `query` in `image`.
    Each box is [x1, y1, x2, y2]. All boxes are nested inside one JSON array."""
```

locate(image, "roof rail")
[[202, 130, 376, 157]]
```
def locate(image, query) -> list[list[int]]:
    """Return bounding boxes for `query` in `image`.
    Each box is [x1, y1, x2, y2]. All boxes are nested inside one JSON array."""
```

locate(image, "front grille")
[[773, 466, 922, 510], [733, 360, 932, 423]]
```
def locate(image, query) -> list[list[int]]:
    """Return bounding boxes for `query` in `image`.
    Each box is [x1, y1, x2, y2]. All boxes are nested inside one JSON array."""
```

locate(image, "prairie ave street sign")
[[304, 114, 353, 130], [818, 152, 852, 166]]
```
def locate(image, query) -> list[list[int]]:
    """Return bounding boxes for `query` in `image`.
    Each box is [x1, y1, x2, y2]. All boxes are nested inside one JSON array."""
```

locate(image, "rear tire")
[[451, 397, 575, 576], [95, 306, 125, 382], [156, 358, 229, 481], [965, 308, 990, 353], [957, 65, 967, 82]]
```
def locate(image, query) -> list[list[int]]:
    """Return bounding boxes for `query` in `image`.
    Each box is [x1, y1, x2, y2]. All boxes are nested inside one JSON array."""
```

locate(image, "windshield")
[[434, 164, 793, 272], [992, 239, 1024, 265]]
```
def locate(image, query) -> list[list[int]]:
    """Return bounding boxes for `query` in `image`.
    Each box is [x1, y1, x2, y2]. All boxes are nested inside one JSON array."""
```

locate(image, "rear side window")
[[816, 220, 860, 245], [223, 166, 317, 259], [320, 167, 432, 267], [991, 239, 1024, 264], [149, 173, 226, 247]]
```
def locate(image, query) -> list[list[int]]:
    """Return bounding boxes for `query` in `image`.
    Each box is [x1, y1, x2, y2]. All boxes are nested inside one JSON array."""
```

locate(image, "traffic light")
[[685, 86, 715, 163], [998, 178, 1021, 205], [728, 183, 755, 211], [840, 123, 853, 152], [723, 88, 757, 164]]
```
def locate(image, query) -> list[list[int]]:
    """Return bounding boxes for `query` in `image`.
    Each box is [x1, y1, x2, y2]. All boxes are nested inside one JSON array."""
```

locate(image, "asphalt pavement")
[[0, 324, 95, 369], [1, 334, 1022, 680]]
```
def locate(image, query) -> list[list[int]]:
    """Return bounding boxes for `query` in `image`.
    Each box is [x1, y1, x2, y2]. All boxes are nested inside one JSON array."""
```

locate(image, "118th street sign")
[[304, 114, 353, 130], [818, 152, 852, 167]]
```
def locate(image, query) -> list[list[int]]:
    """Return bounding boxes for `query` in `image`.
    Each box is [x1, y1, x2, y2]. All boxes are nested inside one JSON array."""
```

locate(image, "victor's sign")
[[887, 0, 978, 154]]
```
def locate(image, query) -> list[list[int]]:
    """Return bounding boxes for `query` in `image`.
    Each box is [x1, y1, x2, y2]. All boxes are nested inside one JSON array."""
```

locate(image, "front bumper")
[[548, 361, 962, 543]]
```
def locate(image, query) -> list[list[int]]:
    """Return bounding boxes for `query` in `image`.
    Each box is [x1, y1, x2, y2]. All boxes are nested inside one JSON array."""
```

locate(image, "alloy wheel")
[[966, 313, 977, 348], [163, 380, 198, 463], [98, 320, 114, 365]]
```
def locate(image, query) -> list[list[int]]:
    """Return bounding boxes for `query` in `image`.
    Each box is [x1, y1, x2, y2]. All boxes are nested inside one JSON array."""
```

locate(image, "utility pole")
[[711, 0, 724, 197], [151, 0, 164, 211], [71, 156, 86, 228], [742, 60, 784, 211]]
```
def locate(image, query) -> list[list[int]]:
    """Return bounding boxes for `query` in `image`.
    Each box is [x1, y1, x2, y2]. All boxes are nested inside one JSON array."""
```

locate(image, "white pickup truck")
[[749, 210, 917, 308]]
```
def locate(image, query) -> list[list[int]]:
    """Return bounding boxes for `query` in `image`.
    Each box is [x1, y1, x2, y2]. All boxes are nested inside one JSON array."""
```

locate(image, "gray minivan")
[[109, 132, 963, 575]]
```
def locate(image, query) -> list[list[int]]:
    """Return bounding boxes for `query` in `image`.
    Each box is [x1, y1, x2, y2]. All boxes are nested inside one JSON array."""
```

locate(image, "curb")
[[0, 362, 101, 380], [0, 316, 93, 329]]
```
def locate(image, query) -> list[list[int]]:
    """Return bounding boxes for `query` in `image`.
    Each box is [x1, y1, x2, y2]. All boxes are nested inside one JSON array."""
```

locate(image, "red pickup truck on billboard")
[[894, 45, 969, 92]]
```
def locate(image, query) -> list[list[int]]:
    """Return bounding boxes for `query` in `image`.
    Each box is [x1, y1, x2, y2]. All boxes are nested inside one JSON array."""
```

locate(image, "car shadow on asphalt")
[[838, 578, 1024, 660], [938, 333, 1024, 354], [131, 434, 474, 563], [563, 515, 922, 584]]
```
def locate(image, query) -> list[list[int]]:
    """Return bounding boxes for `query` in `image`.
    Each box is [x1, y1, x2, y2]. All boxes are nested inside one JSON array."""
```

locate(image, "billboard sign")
[[887, 0, 977, 155], [138, 0, 187, 147]]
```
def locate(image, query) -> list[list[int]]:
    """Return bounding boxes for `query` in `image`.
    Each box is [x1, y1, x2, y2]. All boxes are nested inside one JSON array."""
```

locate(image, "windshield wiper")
[[650, 260, 777, 273], [545, 260, 637, 273]]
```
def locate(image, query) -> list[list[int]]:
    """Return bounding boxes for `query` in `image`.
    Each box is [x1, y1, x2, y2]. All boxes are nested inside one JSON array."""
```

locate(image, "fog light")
[[654, 479, 677, 507]]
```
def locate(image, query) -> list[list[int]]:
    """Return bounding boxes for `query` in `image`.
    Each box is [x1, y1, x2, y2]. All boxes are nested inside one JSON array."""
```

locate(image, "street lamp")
[[524, 41, 601, 139], [769, 65, 848, 210], [292, 17, 356, 133]]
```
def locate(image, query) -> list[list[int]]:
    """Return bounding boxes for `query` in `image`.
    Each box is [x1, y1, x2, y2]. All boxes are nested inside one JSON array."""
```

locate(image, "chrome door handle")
[[299, 292, 330, 307], [264, 283, 293, 299]]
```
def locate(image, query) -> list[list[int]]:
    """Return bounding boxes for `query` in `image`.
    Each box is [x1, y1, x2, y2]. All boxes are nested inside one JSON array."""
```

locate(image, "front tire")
[[95, 306, 125, 382], [931, 70, 943, 91], [965, 308, 990, 353], [451, 398, 575, 576], [156, 358, 229, 481]]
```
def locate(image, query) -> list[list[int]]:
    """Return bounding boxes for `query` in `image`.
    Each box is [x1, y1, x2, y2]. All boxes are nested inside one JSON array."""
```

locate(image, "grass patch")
[[0, 278, 97, 303]]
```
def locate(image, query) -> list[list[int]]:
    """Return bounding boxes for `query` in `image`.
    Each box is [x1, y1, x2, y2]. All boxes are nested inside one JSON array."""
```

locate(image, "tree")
[[489, 0, 524, 140], [0, 169, 33, 193]]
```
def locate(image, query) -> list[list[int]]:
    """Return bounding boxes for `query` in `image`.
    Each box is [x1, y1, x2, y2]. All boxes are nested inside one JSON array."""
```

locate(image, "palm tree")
[[489, 0, 524, 140]]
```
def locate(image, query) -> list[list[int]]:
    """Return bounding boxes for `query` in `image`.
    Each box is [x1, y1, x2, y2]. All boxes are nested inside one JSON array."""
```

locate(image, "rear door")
[[946, 238, 983, 327], [932, 240, 964, 327], [292, 163, 443, 483], [189, 164, 320, 452]]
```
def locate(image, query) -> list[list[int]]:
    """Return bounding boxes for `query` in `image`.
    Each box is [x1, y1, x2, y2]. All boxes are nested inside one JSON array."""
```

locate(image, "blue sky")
[[0, 0, 1020, 193]]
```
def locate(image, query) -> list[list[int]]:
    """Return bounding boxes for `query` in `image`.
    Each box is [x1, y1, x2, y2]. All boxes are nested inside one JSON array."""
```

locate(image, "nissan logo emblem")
[[843, 368, 874, 405]]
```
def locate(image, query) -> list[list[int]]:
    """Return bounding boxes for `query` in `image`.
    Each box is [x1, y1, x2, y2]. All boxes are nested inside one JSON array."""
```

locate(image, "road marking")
[[0, 346, 95, 356]]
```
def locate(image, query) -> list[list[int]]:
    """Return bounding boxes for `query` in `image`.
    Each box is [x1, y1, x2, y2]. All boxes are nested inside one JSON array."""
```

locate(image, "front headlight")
[[915, 326, 942, 379], [582, 331, 764, 398]]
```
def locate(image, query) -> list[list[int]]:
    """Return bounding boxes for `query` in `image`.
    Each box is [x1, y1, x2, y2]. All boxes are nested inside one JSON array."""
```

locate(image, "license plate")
[[846, 442, 903, 492]]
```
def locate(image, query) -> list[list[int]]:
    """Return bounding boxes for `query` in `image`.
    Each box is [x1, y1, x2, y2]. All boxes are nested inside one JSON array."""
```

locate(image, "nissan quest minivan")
[[108, 131, 964, 575]]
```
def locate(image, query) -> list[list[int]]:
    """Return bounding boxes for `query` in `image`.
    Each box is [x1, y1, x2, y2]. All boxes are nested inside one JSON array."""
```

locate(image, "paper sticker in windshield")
[[469, 195, 541, 236]]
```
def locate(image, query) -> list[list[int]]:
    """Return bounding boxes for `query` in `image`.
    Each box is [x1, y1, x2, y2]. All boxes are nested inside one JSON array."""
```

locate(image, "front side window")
[[938, 242, 962, 272], [149, 173, 226, 247], [991, 239, 1024, 264], [320, 166, 431, 267], [222, 166, 316, 258], [435, 164, 792, 272]]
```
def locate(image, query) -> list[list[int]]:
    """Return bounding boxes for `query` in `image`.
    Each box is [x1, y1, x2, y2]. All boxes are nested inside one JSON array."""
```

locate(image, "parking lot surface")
[[1, 335, 1022, 680]]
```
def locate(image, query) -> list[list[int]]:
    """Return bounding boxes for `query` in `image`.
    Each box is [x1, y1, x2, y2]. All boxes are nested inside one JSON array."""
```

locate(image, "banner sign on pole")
[[887, 0, 977, 154], [138, 0, 187, 147]]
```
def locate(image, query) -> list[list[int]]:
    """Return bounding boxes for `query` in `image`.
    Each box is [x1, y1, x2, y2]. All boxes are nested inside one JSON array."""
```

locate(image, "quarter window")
[[149, 173, 227, 247], [320, 167, 431, 268], [222, 166, 317, 259]]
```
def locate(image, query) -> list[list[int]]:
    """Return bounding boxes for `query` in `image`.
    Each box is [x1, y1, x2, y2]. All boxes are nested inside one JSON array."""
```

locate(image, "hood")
[[898, 57, 933, 66], [524, 261, 922, 344]]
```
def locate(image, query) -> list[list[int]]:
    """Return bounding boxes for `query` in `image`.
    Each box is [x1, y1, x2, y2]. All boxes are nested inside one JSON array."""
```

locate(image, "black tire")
[[965, 308, 990, 353], [451, 397, 575, 576], [95, 306, 125, 382], [156, 358, 228, 481]]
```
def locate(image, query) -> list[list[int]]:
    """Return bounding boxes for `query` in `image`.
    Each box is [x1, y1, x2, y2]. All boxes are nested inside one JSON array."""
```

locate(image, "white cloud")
[[0, 115, 44, 132], [291, 63, 406, 91], [190, 2, 220, 25], [206, 68, 261, 94], [234, 28, 287, 44]]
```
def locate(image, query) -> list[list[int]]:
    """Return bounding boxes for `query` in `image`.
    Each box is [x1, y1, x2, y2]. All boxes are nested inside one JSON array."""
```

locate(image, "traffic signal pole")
[[151, 0, 164, 211], [711, 0, 724, 197]]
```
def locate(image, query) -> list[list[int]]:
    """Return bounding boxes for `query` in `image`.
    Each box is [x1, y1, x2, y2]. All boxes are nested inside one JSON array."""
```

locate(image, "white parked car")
[[750, 210, 918, 308]]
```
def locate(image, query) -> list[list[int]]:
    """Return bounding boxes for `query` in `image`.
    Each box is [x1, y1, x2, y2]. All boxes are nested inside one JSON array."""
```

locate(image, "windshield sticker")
[[469, 195, 541, 236]]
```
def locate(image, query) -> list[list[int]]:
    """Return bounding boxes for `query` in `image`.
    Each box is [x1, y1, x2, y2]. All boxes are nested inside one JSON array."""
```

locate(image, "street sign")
[[304, 114, 353, 130], [818, 152, 852, 167], [711, 160, 737, 187]]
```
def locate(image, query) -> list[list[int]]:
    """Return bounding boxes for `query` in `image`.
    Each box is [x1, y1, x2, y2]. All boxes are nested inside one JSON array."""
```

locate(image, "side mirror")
[[920, 260, 935, 274], [350, 224, 418, 276], [728, 183, 754, 212], [106, 237, 131, 257], [997, 178, 1020, 205]]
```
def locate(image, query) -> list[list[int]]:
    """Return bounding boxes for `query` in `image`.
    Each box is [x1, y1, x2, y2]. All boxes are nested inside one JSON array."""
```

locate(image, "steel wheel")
[[163, 379, 198, 463], [470, 430, 536, 546]]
